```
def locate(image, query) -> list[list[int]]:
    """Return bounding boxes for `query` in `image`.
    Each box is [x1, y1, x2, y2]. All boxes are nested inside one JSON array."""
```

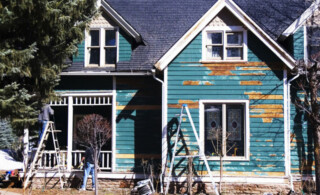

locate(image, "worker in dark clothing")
[[80, 147, 95, 191], [38, 104, 54, 143]]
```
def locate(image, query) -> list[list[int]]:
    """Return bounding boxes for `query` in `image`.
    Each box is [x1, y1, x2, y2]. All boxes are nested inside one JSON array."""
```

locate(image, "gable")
[[155, 0, 296, 71]]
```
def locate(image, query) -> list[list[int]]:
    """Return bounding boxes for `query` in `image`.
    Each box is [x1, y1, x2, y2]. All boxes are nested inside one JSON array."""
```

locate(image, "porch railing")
[[35, 150, 112, 171]]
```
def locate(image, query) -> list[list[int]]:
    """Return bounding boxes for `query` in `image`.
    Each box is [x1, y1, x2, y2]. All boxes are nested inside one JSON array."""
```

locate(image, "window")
[[202, 26, 247, 61], [86, 28, 117, 67], [199, 100, 250, 160]]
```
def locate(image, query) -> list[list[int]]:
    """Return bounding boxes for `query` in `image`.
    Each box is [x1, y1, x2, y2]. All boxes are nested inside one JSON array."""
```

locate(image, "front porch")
[[32, 91, 116, 172]]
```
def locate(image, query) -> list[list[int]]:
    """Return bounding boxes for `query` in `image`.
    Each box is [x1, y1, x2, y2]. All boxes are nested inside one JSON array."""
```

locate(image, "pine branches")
[[0, 0, 97, 132]]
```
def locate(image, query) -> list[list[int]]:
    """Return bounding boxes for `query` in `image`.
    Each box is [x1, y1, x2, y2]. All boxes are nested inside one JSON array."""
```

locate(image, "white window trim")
[[85, 27, 119, 67], [199, 99, 250, 161], [202, 26, 247, 62]]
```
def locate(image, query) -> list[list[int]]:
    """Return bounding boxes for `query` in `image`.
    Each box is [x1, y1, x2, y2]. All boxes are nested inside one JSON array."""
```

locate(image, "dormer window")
[[86, 28, 118, 67], [202, 26, 247, 61]]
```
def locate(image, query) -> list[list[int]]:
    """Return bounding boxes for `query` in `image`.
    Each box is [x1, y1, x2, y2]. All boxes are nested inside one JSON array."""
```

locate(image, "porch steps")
[[23, 121, 67, 189], [164, 104, 219, 195]]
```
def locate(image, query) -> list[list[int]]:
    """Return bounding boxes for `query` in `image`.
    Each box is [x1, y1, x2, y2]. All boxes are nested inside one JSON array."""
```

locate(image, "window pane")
[[226, 104, 244, 157], [105, 30, 116, 46], [210, 33, 222, 44], [90, 30, 100, 46], [105, 48, 117, 64], [207, 46, 223, 59], [227, 48, 242, 59], [205, 105, 222, 156], [227, 32, 242, 45], [89, 48, 100, 65]]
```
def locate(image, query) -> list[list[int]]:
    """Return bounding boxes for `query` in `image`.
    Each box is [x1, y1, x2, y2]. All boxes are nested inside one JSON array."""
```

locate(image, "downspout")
[[287, 73, 300, 192], [151, 69, 165, 193]]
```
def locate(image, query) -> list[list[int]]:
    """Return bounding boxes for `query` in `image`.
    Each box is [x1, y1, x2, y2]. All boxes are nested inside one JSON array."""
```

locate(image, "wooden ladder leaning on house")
[[164, 104, 219, 195], [23, 121, 67, 189]]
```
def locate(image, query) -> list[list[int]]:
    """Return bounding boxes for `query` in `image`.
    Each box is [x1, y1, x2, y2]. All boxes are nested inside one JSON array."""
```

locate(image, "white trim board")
[[155, 0, 296, 71], [281, 0, 320, 39]]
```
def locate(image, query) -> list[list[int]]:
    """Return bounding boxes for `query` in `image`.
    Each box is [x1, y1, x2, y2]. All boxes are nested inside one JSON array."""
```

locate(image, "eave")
[[101, 0, 142, 43], [280, 0, 320, 40]]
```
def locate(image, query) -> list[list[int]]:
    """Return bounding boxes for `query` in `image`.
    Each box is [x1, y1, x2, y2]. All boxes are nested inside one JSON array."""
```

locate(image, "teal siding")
[[118, 30, 132, 62], [293, 27, 305, 60], [115, 77, 161, 172], [73, 41, 85, 62], [290, 85, 314, 175], [167, 31, 286, 176]]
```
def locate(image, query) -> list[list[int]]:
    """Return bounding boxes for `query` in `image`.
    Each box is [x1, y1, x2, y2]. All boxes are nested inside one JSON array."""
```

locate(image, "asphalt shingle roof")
[[106, 0, 312, 71]]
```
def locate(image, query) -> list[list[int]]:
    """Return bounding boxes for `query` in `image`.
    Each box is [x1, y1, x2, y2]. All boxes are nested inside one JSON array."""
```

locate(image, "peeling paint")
[[240, 73, 266, 76], [251, 113, 284, 118], [183, 80, 200, 85], [250, 104, 283, 109], [241, 67, 271, 71], [240, 81, 262, 85], [168, 100, 199, 109], [250, 109, 283, 113], [182, 80, 214, 85], [247, 94, 283, 100]]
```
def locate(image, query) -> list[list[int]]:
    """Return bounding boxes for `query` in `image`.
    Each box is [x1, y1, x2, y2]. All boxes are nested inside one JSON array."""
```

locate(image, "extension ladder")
[[23, 121, 66, 189], [165, 104, 219, 195]]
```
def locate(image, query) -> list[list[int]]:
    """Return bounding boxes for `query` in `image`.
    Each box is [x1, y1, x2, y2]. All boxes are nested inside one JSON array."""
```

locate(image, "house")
[[29, 0, 320, 193]]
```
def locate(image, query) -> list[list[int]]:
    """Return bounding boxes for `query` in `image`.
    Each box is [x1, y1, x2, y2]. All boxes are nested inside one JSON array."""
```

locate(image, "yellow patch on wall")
[[240, 81, 262, 85], [251, 113, 284, 118], [183, 81, 200, 85], [168, 100, 199, 109], [250, 104, 283, 109], [247, 94, 283, 100]]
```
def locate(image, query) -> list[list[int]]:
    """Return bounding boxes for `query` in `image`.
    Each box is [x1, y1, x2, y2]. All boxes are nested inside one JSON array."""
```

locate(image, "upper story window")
[[202, 26, 247, 61], [86, 28, 118, 67]]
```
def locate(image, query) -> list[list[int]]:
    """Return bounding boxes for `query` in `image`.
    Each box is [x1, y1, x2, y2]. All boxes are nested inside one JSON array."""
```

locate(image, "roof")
[[105, 0, 312, 71]]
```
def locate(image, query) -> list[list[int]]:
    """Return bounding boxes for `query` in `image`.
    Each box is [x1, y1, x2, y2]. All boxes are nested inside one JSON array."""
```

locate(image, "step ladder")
[[23, 121, 67, 189], [165, 104, 219, 195]]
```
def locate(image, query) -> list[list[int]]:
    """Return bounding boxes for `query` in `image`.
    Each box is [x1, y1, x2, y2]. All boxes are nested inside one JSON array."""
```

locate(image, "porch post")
[[67, 96, 73, 171], [23, 127, 29, 172]]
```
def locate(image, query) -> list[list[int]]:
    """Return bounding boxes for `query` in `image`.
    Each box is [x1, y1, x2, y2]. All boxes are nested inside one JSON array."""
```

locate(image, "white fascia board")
[[282, 0, 320, 38], [155, 0, 296, 71], [101, 0, 141, 43]]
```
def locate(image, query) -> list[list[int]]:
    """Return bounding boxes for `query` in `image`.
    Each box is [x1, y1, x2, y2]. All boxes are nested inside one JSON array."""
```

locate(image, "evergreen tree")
[[0, 119, 19, 149], [0, 0, 97, 133]]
